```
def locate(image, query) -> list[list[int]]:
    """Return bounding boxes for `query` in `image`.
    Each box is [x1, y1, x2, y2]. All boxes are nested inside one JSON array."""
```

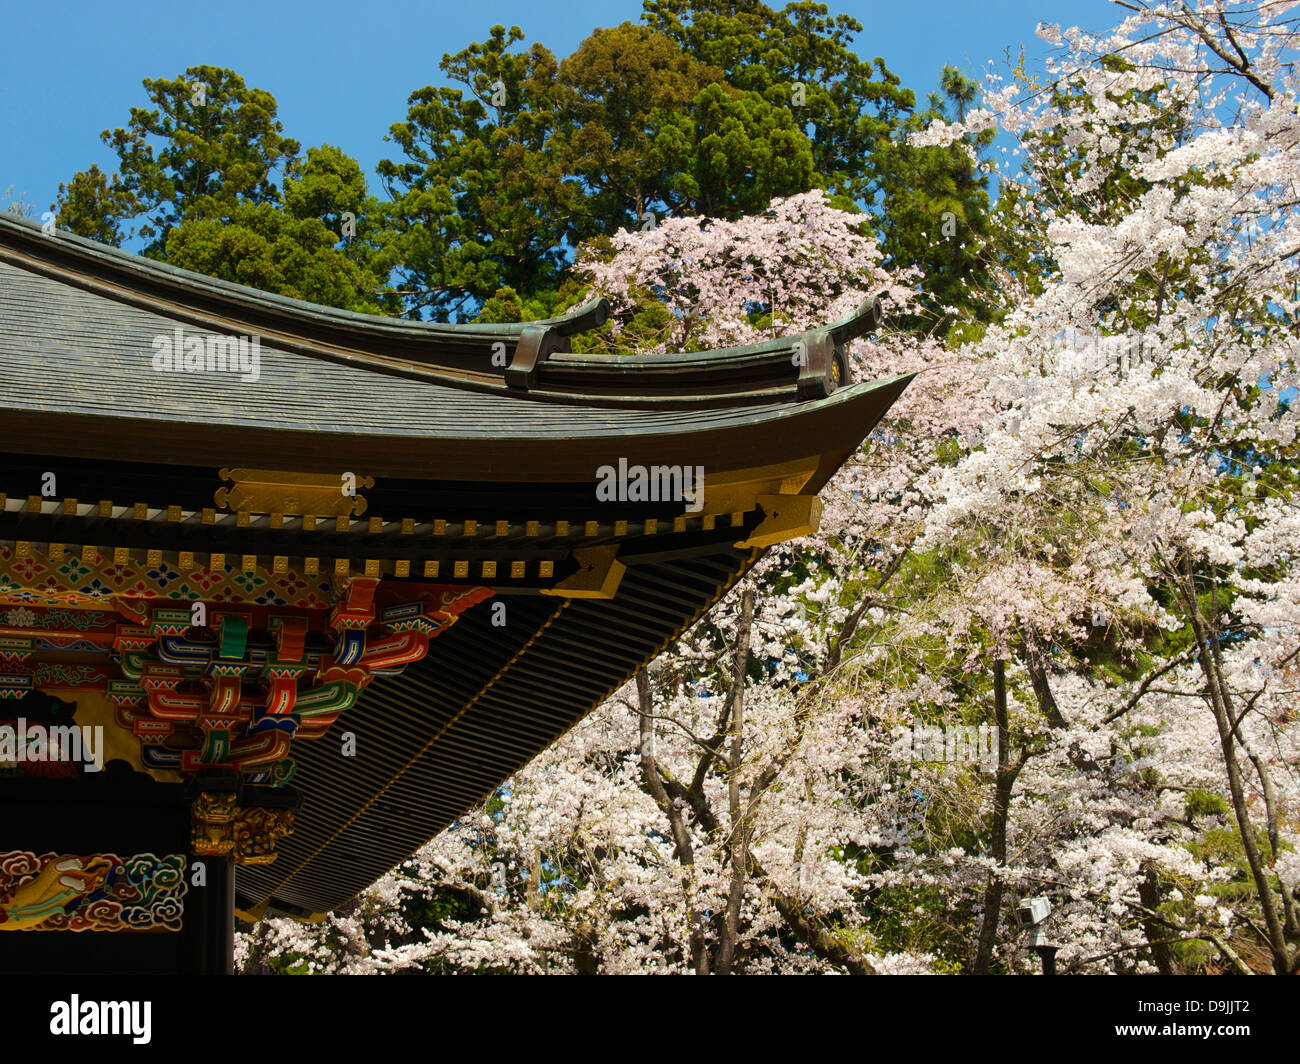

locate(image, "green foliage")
[[1185, 788, 1230, 820], [1186, 825, 1284, 911], [556, 22, 723, 230], [474, 285, 553, 324], [643, 0, 914, 205], [876, 66, 1001, 333], [378, 2, 1002, 322], [50, 6, 1000, 332], [53, 75, 393, 311], [642, 4, 1003, 328], [378, 25, 574, 321], [49, 165, 133, 244], [657, 81, 817, 218], [162, 201, 392, 313], [57, 66, 300, 256]]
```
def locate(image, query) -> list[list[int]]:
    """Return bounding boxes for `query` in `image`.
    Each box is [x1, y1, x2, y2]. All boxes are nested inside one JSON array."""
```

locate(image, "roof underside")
[[239, 548, 753, 917]]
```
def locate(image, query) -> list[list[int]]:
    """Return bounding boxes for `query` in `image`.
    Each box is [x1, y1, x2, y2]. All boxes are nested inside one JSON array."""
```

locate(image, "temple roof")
[[0, 212, 906, 481], [0, 209, 913, 919]]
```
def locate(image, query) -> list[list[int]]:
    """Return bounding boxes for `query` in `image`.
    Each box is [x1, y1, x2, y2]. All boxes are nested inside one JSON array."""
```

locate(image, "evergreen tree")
[[52, 72, 392, 312], [56, 66, 300, 256], [877, 65, 1001, 336]]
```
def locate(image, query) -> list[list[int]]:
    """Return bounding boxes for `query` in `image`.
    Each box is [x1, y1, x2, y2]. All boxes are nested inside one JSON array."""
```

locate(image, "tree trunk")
[[1138, 863, 1176, 975], [714, 589, 754, 974], [973, 659, 1021, 974], [636, 668, 708, 973], [1179, 555, 1293, 974]]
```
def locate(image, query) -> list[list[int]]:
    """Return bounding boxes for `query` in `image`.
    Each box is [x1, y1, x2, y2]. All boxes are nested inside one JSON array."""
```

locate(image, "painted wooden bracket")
[[736, 494, 823, 548], [538, 545, 626, 599]]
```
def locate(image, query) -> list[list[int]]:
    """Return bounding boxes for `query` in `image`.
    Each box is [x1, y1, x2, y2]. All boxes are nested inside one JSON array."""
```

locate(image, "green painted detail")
[[33, 663, 100, 687], [119, 651, 150, 681], [270, 759, 296, 786], [295, 680, 360, 718], [218, 616, 248, 660], [150, 607, 194, 634], [200, 730, 231, 764]]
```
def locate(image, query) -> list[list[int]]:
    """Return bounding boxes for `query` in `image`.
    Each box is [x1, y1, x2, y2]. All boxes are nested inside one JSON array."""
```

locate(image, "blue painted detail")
[[142, 745, 181, 767], [334, 628, 366, 665], [249, 712, 300, 736]]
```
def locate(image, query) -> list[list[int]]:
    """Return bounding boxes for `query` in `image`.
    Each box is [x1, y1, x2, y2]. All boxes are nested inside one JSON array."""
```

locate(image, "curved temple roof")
[[0, 213, 906, 476], [0, 211, 913, 919]]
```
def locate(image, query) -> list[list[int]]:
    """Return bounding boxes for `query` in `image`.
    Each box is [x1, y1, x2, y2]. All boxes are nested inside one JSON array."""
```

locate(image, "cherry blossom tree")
[[235, 189, 992, 974], [915, 0, 1300, 974]]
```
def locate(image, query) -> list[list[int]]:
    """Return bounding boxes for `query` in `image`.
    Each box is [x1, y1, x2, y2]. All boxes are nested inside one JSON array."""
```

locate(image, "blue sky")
[[1, 0, 1119, 215]]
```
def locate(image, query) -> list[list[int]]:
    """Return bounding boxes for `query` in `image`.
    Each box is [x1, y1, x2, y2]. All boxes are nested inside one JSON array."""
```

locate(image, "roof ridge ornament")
[[795, 293, 886, 400], [505, 295, 609, 389]]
